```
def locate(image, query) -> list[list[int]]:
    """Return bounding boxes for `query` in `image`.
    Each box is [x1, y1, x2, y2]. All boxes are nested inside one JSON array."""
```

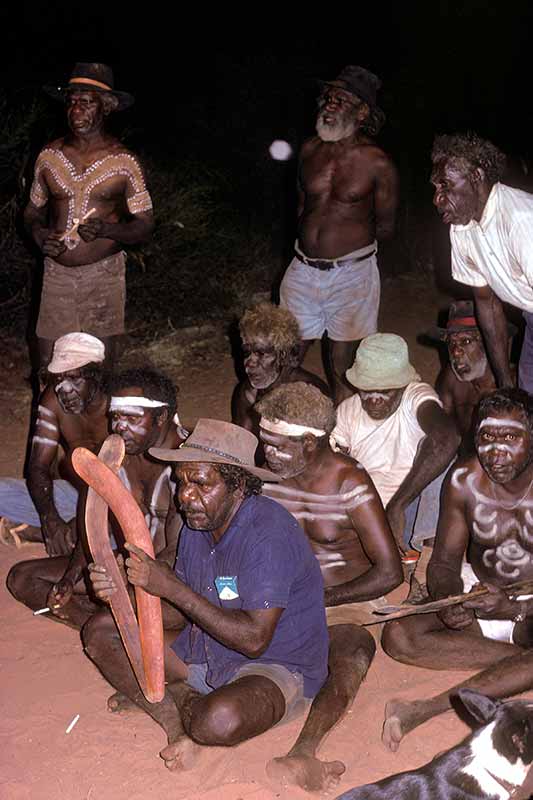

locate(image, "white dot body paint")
[[269, 140, 292, 161], [478, 417, 527, 430]]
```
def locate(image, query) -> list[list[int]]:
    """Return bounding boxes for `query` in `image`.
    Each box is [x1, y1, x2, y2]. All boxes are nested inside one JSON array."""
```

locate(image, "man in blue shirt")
[[86, 419, 328, 773]]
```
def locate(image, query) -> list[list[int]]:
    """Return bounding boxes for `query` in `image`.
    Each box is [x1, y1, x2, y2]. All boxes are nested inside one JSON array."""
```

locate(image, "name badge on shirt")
[[215, 576, 239, 600]]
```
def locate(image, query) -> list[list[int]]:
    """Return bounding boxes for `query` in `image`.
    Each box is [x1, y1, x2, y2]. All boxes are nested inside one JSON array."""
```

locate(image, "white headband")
[[260, 416, 326, 438], [110, 396, 168, 410]]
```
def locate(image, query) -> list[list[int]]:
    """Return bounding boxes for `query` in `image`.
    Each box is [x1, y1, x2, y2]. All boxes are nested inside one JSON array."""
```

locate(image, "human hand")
[[78, 218, 108, 242], [125, 542, 177, 598], [42, 231, 67, 258], [47, 578, 74, 618], [463, 583, 517, 620], [438, 602, 476, 630], [42, 518, 76, 557]]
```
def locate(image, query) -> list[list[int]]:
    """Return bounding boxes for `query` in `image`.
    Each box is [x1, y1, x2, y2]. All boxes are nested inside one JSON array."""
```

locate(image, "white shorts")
[[461, 562, 532, 643], [279, 242, 380, 342]]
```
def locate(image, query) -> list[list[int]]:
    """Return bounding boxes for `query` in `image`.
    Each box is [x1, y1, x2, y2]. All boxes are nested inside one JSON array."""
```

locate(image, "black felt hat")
[[426, 300, 516, 341], [318, 65, 383, 112], [44, 63, 134, 111]]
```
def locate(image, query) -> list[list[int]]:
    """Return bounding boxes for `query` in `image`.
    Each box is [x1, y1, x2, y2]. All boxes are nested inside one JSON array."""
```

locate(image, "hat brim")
[[346, 365, 421, 391], [149, 445, 281, 483], [316, 78, 382, 114], [44, 84, 135, 111], [424, 321, 517, 343]]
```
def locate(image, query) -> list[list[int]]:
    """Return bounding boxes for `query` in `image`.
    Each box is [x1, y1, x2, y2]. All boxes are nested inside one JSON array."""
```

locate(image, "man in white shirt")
[[332, 334, 459, 551], [431, 132, 533, 391]]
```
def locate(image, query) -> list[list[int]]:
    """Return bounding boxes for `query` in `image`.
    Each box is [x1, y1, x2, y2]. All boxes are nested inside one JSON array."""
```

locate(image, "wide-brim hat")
[[346, 333, 420, 390], [425, 300, 516, 341], [44, 62, 134, 112], [150, 418, 280, 482], [317, 64, 383, 113]]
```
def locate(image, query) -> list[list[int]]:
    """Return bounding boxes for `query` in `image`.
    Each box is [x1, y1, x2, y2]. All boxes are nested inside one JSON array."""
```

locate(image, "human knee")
[[6, 561, 35, 602], [188, 695, 244, 746], [329, 624, 376, 666], [381, 619, 419, 662], [82, 611, 115, 659]]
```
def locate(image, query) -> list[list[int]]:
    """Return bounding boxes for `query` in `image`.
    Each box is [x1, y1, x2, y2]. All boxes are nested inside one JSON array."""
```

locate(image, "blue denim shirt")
[[172, 494, 328, 698]]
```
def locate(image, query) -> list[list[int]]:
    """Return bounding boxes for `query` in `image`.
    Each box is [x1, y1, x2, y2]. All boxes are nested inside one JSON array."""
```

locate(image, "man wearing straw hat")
[[85, 419, 329, 772], [332, 333, 459, 552], [24, 62, 154, 369]]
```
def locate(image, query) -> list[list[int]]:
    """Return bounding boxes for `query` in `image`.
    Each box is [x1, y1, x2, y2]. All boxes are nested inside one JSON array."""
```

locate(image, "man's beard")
[[451, 352, 488, 382], [316, 112, 356, 143]]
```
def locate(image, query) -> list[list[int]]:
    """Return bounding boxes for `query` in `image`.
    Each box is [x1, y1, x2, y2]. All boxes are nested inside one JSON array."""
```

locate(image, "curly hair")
[[476, 388, 533, 435], [255, 382, 336, 436], [431, 132, 506, 185], [216, 463, 263, 497], [239, 302, 301, 368], [110, 367, 178, 418]]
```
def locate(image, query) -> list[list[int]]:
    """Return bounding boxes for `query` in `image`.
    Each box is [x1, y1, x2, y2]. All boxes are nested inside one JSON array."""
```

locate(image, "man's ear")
[[470, 166, 486, 186], [157, 408, 169, 427], [102, 94, 119, 115], [302, 433, 319, 453], [356, 102, 370, 124]]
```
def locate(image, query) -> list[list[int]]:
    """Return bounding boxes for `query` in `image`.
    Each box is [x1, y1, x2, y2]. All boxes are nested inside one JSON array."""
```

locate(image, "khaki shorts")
[[36, 252, 126, 339]]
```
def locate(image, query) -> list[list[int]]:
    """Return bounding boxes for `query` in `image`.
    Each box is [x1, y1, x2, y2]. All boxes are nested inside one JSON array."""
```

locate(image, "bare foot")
[[266, 753, 345, 792], [160, 735, 202, 772], [107, 692, 141, 714], [382, 699, 424, 752]]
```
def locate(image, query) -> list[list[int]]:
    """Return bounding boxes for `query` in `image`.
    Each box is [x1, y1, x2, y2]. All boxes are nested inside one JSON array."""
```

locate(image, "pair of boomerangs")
[[72, 435, 164, 703]]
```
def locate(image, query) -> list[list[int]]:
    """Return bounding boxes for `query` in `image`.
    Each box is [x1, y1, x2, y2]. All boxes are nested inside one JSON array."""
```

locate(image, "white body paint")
[[478, 418, 527, 431], [462, 721, 529, 800], [32, 435, 57, 448], [36, 418, 58, 433], [359, 391, 393, 401], [37, 405, 56, 419], [265, 483, 373, 523], [478, 443, 519, 455]]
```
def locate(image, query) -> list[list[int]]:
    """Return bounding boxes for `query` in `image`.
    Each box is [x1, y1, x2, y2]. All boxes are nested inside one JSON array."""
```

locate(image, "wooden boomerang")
[[364, 578, 533, 624], [72, 436, 165, 703]]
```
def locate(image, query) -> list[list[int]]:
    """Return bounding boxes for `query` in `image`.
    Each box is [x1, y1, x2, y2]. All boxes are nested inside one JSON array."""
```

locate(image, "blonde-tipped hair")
[[239, 302, 301, 367], [256, 382, 336, 435]]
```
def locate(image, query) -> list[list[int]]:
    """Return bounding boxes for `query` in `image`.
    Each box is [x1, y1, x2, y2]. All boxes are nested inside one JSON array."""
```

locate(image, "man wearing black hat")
[[280, 65, 399, 404], [24, 63, 154, 369]]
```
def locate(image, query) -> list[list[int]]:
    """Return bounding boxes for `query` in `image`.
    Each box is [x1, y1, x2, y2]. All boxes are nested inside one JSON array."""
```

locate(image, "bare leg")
[[325, 338, 359, 405], [7, 556, 97, 629], [382, 649, 533, 752], [267, 624, 375, 792]]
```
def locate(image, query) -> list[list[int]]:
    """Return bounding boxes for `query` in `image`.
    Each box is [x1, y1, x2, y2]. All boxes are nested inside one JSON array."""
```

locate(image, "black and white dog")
[[336, 690, 533, 800]]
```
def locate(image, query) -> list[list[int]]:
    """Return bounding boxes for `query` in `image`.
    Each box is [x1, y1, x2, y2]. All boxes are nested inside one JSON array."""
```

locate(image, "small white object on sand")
[[33, 607, 50, 615], [66, 714, 80, 734]]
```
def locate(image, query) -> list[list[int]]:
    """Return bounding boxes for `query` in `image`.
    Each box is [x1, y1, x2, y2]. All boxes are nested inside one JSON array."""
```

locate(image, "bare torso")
[[437, 365, 497, 445], [117, 456, 176, 555], [31, 136, 150, 266], [297, 135, 396, 259]]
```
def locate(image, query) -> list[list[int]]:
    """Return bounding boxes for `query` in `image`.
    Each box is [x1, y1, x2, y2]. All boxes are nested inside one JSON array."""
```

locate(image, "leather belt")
[[296, 249, 376, 271]]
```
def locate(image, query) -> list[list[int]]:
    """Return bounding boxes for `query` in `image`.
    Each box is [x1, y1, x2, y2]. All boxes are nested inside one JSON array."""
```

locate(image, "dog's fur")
[[336, 690, 533, 800]]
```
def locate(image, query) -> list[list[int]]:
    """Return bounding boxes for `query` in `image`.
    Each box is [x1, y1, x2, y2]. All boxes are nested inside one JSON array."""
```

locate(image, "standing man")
[[280, 65, 399, 402], [24, 63, 154, 369], [431, 132, 533, 392]]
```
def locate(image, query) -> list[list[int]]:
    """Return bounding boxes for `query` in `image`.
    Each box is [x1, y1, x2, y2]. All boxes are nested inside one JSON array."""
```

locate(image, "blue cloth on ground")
[[0, 478, 78, 526]]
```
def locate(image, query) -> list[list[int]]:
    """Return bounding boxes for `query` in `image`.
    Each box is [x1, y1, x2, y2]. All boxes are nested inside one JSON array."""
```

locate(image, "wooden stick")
[[367, 578, 533, 624]]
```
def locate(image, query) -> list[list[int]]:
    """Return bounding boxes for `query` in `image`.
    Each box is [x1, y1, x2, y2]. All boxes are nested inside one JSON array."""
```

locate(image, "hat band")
[[69, 77, 112, 92], [447, 316, 477, 329], [181, 443, 247, 465]]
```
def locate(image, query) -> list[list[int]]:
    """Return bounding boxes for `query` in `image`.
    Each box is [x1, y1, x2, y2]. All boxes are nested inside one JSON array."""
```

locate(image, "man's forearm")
[[164, 576, 270, 657], [324, 565, 402, 607], [62, 536, 87, 585], [389, 428, 459, 511], [27, 467, 61, 524], [475, 293, 513, 387]]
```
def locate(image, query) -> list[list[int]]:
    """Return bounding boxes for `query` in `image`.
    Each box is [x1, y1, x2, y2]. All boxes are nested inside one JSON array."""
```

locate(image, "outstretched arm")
[[473, 285, 513, 388]]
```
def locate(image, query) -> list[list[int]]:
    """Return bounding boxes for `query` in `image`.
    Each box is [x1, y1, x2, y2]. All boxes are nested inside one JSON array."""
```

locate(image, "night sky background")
[[3, 2, 533, 325]]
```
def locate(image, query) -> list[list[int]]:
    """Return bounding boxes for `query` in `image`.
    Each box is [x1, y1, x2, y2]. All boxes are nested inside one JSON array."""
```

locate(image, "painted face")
[[475, 410, 532, 484], [242, 336, 281, 390], [52, 369, 93, 414], [316, 88, 361, 142], [431, 160, 480, 225], [66, 90, 106, 135], [447, 330, 488, 381], [259, 427, 307, 479], [175, 463, 243, 536], [109, 386, 163, 455], [359, 388, 405, 420]]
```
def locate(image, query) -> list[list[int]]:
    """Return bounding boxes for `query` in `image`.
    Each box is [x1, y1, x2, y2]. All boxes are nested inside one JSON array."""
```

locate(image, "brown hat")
[[318, 65, 383, 113], [426, 300, 516, 341], [150, 419, 280, 482], [44, 62, 134, 111]]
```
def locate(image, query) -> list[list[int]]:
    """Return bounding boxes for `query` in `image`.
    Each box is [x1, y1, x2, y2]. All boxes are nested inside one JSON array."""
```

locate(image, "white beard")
[[316, 113, 356, 142]]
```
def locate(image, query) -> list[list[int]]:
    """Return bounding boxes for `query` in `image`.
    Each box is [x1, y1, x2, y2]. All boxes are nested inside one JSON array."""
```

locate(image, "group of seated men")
[[2, 298, 533, 794]]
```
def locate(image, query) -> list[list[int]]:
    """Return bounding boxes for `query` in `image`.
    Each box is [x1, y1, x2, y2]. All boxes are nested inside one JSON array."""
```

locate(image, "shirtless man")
[[24, 62, 154, 369], [0, 332, 109, 554], [256, 382, 402, 791], [280, 65, 399, 402], [7, 367, 183, 629], [381, 388, 533, 752], [232, 302, 328, 446]]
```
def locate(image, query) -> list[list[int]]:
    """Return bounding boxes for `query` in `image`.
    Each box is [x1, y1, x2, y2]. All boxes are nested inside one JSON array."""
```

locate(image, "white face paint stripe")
[[36, 418, 58, 432], [477, 443, 518, 454], [110, 396, 168, 410], [479, 417, 527, 431], [32, 436, 57, 448], [38, 405, 56, 419], [110, 406, 146, 417], [260, 417, 326, 438]]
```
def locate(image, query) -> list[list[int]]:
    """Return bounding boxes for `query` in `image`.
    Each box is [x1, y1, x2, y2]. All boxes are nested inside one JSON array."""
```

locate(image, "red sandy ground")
[[3, 276, 530, 800]]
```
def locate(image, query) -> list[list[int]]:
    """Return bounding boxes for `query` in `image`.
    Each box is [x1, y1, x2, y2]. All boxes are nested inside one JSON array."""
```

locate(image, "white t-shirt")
[[331, 382, 442, 505], [451, 182, 533, 312]]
